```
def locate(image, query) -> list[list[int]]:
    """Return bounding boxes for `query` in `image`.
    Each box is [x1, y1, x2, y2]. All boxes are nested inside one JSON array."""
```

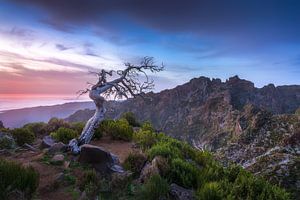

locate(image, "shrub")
[[104, 119, 133, 141], [123, 152, 147, 176], [121, 112, 140, 127], [45, 117, 70, 134], [93, 119, 114, 140], [0, 134, 16, 149], [11, 128, 35, 146], [23, 122, 47, 136], [136, 175, 169, 200], [134, 130, 158, 149], [78, 169, 98, 191], [70, 122, 85, 134], [147, 142, 182, 160], [229, 170, 290, 200], [50, 127, 78, 144], [0, 158, 39, 199], [196, 182, 222, 200], [169, 158, 199, 188], [193, 150, 214, 167], [141, 121, 155, 132], [197, 163, 225, 186]]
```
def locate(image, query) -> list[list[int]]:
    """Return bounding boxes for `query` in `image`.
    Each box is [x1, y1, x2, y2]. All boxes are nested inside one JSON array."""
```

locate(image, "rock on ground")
[[78, 144, 124, 173]]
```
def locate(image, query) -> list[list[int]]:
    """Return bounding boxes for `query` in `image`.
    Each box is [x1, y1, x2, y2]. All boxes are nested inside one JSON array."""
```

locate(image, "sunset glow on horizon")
[[1, 0, 300, 110]]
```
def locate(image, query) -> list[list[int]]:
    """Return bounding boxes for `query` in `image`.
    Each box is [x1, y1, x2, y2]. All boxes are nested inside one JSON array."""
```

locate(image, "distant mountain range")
[[0, 101, 94, 128]]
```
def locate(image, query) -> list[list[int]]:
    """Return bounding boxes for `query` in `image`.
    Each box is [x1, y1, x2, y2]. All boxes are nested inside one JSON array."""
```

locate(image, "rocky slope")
[[65, 75, 300, 195]]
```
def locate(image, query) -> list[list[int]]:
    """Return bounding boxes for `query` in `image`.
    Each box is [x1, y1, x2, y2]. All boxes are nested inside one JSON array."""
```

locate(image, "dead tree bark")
[[68, 57, 163, 154]]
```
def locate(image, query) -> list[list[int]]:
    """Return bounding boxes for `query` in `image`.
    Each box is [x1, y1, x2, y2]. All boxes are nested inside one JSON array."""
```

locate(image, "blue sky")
[[0, 0, 299, 99]]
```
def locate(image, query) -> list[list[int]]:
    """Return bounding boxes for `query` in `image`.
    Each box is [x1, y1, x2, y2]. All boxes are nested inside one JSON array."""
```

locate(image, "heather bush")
[[121, 112, 140, 127], [134, 130, 159, 149], [123, 152, 147, 176], [23, 122, 47, 136], [147, 141, 182, 160], [196, 182, 222, 200], [103, 119, 133, 141], [45, 117, 70, 134], [136, 175, 169, 200], [141, 121, 155, 132], [0, 134, 16, 149], [70, 122, 85, 134], [50, 127, 79, 144], [11, 128, 35, 146], [0, 158, 39, 199], [169, 158, 199, 188], [78, 169, 98, 191]]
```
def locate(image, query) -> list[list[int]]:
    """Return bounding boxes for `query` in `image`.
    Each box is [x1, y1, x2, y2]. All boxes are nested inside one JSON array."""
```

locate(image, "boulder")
[[78, 144, 124, 173], [51, 154, 64, 164], [139, 156, 164, 183], [41, 135, 55, 149], [170, 183, 195, 200], [48, 142, 67, 154]]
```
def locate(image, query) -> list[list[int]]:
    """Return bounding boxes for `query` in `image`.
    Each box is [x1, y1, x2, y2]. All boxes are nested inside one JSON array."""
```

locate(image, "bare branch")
[[77, 57, 164, 100]]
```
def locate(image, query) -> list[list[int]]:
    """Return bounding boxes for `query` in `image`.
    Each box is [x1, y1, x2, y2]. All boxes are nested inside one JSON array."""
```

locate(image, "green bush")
[[196, 182, 222, 200], [0, 158, 39, 199], [93, 119, 114, 140], [70, 122, 85, 134], [78, 169, 98, 191], [136, 175, 169, 200], [141, 121, 155, 132], [169, 158, 199, 188], [23, 122, 47, 136], [121, 112, 140, 127], [0, 134, 16, 149], [11, 128, 35, 146], [104, 119, 133, 141], [134, 130, 159, 149], [147, 142, 182, 160], [50, 127, 79, 144], [45, 117, 70, 134], [123, 152, 147, 176], [229, 170, 290, 200]]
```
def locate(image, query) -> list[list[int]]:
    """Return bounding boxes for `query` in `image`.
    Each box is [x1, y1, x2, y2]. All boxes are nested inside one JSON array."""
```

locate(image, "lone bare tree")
[[68, 57, 164, 154]]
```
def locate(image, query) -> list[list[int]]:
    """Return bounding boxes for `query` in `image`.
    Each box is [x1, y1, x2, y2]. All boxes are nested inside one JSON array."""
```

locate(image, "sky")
[[0, 0, 300, 109]]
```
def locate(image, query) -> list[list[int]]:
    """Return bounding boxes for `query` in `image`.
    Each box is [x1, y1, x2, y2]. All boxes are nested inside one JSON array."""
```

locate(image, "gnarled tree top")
[[78, 56, 164, 100]]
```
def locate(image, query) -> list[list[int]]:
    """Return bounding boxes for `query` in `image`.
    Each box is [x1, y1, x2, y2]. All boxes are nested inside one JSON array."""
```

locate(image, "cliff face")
[[104, 76, 299, 148]]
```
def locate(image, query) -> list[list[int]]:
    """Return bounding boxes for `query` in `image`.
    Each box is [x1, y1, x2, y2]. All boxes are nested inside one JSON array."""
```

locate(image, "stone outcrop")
[[41, 136, 55, 149], [78, 144, 124, 173]]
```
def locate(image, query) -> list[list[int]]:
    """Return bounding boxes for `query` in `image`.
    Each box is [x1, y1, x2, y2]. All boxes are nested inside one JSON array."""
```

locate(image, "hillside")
[[65, 75, 300, 195], [0, 101, 94, 128], [0, 116, 293, 199]]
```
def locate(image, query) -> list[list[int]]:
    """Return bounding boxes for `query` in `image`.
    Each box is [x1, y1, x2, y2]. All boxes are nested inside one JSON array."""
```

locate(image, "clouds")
[[0, 0, 299, 99], [55, 44, 72, 51], [11, 0, 300, 43]]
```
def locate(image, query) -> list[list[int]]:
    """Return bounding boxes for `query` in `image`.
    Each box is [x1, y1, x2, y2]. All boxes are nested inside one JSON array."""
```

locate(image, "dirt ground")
[[0, 137, 134, 200]]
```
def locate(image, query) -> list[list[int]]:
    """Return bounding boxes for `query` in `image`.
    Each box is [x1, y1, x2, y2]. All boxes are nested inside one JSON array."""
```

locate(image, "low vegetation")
[[0, 112, 292, 199], [0, 158, 39, 199], [50, 127, 79, 144], [11, 128, 35, 146]]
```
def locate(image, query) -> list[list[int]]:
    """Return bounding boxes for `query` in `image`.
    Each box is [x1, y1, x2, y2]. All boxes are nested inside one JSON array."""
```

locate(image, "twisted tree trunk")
[[69, 89, 106, 154]]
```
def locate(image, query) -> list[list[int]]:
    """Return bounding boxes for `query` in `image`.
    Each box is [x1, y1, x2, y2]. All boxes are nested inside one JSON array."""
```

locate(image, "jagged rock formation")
[[66, 76, 299, 147]]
